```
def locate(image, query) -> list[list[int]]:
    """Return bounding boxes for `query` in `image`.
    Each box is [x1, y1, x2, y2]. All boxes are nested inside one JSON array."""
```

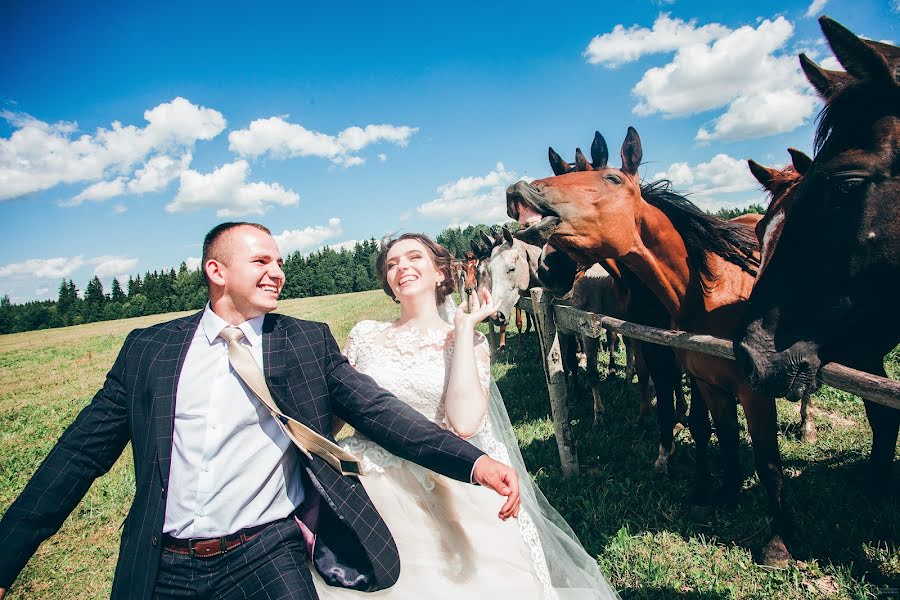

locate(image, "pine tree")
[[111, 278, 126, 303]]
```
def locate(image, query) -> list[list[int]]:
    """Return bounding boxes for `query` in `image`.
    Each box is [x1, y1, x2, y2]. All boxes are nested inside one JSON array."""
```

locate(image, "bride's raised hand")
[[454, 288, 500, 332]]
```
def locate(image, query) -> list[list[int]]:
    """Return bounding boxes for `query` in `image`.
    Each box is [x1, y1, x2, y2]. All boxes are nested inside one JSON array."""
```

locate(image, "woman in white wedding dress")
[[312, 233, 619, 599]]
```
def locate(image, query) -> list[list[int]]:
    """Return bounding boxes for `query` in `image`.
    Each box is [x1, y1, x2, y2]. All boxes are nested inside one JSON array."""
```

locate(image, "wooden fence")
[[515, 289, 900, 478]]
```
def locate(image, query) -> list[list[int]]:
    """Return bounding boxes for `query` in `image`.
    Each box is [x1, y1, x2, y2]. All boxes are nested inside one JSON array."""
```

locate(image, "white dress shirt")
[[163, 305, 304, 538]]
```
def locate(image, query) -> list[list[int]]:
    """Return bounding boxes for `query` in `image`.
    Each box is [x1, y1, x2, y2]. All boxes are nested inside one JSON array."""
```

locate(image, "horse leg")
[[687, 377, 714, 513], [624, 337, 636, 382], [633, 344, 651, 423], [694, 379, 743, 503], [487, 321, 497, 356], [498, 324, 507, 352], [864, 397, 899, 495], [583, 335, 604, 428], [527, 313, 534, 334], [799, 392, 817, 444], [559, 332, 579, 411], [741, 387, 791, 568], [648, 348, 681, 475], [515, 307, 524, 350], [675, 373, 688, 424], [606, 330, 618, 374]]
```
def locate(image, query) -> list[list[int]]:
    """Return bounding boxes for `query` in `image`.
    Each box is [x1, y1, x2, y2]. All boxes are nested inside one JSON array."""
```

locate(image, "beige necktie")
[[220, 326, 363, 477]]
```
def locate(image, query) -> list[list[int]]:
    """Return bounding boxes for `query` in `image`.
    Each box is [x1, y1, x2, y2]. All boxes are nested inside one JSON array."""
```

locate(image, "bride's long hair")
[[375, 233, 456, 305]]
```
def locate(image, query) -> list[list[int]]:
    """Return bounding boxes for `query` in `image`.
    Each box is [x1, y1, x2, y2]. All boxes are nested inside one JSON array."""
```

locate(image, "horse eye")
[[834, 177, 867, 194], [604, 174, 621, 185]]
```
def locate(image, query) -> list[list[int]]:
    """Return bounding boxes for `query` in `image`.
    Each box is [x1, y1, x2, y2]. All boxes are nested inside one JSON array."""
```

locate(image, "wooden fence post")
[[529, 287, 580, 478]]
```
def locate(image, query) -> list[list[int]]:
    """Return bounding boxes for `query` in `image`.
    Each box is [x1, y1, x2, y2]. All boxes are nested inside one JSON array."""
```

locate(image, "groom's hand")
[[472, 455, 521, 519]]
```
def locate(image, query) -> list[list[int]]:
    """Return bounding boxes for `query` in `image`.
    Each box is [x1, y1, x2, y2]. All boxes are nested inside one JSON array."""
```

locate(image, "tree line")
[[0, 206, 763, 334]]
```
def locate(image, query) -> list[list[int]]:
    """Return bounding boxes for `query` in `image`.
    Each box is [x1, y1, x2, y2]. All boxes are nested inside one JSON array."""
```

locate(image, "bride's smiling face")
[[385, 239, 444, 302]]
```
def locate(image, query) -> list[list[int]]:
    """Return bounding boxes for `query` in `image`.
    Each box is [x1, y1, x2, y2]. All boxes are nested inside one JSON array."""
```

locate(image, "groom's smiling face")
[[217, 226, 285, 320]]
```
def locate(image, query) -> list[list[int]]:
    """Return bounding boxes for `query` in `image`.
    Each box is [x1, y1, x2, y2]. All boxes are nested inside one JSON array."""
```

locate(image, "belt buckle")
[[188, 538, 196, 559]]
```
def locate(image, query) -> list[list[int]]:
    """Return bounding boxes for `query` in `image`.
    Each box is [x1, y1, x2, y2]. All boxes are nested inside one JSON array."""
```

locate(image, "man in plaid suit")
[[0, 222, 521, 599]]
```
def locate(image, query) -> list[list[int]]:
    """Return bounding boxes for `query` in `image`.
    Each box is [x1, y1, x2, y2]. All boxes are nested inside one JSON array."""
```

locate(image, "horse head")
[[736, 17, 900, 400], [485, 227, 539, 326], [508, 128, 645, 265]]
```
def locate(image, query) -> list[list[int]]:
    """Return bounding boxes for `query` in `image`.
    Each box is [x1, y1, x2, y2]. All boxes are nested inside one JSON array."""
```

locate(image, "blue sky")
[[1, 0, 897, 303]]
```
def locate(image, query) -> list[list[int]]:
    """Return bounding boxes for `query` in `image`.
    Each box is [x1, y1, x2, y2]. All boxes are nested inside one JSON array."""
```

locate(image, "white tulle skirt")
[[312, 456, 550, 598]]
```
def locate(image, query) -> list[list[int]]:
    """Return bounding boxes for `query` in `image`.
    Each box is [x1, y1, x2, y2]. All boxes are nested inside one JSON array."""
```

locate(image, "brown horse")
[[508, 128, 794, 565], [747, 150, 819, 443], [541, 137, 689, 473], [737, 17, 900, 487]]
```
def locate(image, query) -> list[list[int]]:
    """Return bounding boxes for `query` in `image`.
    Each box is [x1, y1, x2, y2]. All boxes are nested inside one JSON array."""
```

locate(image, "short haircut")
[[376, 233, 455, 305], [201, 222, 272, 285]]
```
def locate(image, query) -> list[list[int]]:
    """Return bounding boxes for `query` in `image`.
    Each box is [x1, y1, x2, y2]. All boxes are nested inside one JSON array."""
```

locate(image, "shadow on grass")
[[491, 327, 900, 588], [619, 588, 731, 599]]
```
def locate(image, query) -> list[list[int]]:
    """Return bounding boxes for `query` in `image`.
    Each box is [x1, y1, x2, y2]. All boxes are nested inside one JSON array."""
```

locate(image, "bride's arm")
[[444, 290, 498, 438]]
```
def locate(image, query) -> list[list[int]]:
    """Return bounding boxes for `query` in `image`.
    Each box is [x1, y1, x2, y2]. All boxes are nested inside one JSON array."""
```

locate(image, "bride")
[[313, 233, 619, 599]]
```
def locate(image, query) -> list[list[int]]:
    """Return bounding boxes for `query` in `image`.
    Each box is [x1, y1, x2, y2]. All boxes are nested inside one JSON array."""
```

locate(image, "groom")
[[0, 222, 520, 599]]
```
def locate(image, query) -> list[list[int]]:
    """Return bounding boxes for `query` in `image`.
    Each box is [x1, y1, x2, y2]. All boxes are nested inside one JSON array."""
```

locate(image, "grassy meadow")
[[0, 289, 897, 599]]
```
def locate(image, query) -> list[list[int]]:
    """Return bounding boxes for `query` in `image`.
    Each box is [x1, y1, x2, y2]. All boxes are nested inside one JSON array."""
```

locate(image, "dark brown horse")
[[736, 17, 900, 486], [508, 128, 794, 565], [746, 150, 820, 443]]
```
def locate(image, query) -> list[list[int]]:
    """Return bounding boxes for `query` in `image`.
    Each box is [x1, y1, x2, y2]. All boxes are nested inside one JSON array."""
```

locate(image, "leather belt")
[[162, 522, 271, 558]]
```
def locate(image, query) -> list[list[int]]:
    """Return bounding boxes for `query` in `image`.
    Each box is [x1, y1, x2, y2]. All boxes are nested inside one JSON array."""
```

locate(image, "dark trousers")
[[154, 517, 318, 599]]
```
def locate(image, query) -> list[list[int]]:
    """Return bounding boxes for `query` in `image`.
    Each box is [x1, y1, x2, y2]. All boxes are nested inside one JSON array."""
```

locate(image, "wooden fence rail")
[[516, 292, 900, 477]]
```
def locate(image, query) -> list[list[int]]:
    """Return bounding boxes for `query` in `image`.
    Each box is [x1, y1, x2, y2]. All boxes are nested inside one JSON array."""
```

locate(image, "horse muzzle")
[[735, 318, 822, 401]]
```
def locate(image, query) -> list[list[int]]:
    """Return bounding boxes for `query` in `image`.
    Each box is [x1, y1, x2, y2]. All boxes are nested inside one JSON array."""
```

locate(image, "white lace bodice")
[[344, 320, 491, 428]]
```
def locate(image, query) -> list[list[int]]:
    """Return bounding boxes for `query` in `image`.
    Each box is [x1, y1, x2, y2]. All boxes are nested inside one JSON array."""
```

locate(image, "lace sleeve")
[[343, 324, 361, 367], [473, 331, 491, 395]]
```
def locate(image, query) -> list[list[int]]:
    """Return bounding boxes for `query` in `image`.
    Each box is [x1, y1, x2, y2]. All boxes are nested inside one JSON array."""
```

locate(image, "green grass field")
[[1, 290, 897, 599]]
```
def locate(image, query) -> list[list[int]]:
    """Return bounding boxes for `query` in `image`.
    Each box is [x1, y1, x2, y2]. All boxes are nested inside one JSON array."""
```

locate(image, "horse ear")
[[819, 16, 893, 85], [748, 159, 778, 190], [620, 127, 642, 177], [799, 54, 848, 99], [480, 230, 495, 248], [502, 226, 515, 245], [548, 147, 571, 176], [574, 148, 593, 171], [787, 148, 812, 175], [471, 240, 481, 255], [590, 131, 609, 168]]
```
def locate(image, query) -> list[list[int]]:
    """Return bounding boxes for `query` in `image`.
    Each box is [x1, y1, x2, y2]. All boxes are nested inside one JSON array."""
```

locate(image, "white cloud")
[[417, 163, 529, 226], [587, 15, 819, 142], [328, 239, 361, 252], [166, 159, 299, 217], [228, 117, 417, 167], [62, 177, 126, 206], [651, 153, 761, 209], [584, 13, 729, 67], [805, 0, 828, 18], [112, 204, 127, 214], [378, 153, 388, 162], [34, 287, 50, 298], [0, 256, 87, 279], [185, 256, 201, 271], [92, 255, 139, 279], [273, 218, 343, 255], [0, 97, 225, 201], [128, 152, 192, 194]]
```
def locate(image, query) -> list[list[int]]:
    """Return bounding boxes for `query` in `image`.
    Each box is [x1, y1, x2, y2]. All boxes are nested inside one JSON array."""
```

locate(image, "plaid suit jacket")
[[0, 311, 485, 598]]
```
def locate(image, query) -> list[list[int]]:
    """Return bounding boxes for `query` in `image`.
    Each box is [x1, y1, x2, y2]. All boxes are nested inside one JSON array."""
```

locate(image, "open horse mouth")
[[506, 181, 560, 246]]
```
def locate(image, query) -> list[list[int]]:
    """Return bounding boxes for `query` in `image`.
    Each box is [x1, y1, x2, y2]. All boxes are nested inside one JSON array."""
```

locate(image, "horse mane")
[[815, 72, 900, 152], [640, 179, 760, 282]]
